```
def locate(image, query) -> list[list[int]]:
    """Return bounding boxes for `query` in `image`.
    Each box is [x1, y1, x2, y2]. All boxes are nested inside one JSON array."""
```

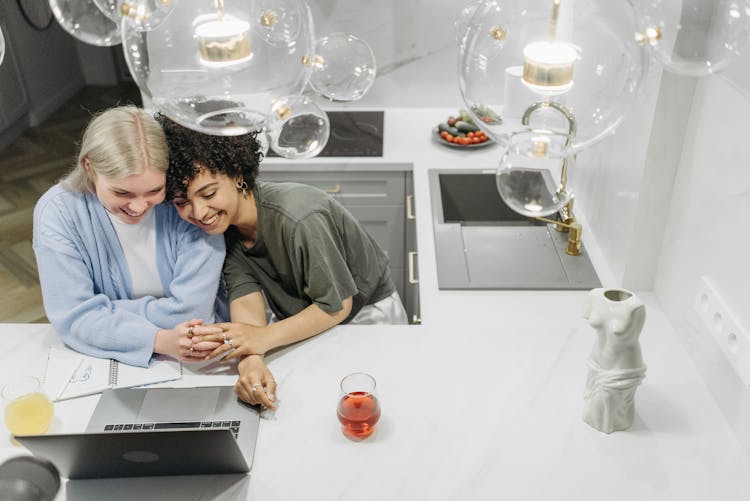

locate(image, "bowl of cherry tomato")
[[434, 110, 494, 149]]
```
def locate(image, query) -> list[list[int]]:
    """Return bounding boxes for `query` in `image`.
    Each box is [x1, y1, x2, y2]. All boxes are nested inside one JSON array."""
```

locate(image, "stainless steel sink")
[[429, 169, 600, 290]]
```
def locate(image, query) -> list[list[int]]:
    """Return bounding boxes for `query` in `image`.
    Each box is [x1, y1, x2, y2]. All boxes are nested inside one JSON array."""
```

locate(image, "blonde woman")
[[33, 106, 226, 367]]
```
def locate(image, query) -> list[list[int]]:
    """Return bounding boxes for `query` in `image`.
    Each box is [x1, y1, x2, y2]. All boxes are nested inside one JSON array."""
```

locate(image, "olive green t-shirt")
[[223, 181, 395, 323]]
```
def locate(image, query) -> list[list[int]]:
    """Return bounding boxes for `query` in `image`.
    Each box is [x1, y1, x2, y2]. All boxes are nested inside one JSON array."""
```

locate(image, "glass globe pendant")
[[93, 0, 176, 31], [458, 0, 647, 153], [267, 95, 330, 158], [635, 0, 750, 76], [496, 128, 573, 218], [122, 0, 315, 136], [308, 33, 377, 101], [49, 0, 121, 46], [0, 24, 5, 68]]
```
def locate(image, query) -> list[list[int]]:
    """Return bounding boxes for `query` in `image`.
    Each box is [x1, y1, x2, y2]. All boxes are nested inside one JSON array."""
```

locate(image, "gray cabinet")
[[0, 22, 30, 132], [258, 169, 419, 323]]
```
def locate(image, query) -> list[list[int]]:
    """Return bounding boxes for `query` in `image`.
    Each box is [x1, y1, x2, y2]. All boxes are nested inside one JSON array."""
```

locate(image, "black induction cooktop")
[[267, 110, 383, 157]]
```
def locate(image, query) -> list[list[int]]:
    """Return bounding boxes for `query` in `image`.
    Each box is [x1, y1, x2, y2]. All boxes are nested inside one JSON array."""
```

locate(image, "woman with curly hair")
[[33, 106, 226, 367], [159, 116, 407, 407]]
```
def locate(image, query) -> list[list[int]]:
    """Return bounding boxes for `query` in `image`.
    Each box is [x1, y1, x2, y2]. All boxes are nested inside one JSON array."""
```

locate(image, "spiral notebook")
[[43, 346, 183, 401]]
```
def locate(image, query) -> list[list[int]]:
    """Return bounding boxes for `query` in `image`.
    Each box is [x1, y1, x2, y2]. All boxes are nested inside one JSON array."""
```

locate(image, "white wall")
[[650, 74, 750, 451]]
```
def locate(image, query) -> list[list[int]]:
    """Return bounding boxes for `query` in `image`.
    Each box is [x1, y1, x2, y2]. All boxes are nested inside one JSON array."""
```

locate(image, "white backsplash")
[[310, 0, 466, 107]]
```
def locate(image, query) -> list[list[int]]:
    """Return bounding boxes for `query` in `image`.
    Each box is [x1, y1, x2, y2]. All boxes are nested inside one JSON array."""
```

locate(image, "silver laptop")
[[18, 386, 260, 479]]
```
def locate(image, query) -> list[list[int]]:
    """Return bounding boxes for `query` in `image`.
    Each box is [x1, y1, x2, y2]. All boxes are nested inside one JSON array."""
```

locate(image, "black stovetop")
[[268, 110, 383, 157]]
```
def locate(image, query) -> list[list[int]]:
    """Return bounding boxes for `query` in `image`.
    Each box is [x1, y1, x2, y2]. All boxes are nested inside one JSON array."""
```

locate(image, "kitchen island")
[[1, 108, 748, 500]]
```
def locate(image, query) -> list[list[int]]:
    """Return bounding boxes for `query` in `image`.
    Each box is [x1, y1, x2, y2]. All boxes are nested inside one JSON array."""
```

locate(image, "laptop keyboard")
[[103, 421, 241, 438]]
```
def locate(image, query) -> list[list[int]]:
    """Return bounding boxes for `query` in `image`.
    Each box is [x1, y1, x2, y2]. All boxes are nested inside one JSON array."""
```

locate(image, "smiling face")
[[91, 166, 166, 224], [172, 169, 243, 234]]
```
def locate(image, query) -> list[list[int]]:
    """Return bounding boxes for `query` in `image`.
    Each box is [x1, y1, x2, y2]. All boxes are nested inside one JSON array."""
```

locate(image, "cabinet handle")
[[324, 184, 341, 194], [408, 251, 419, 284], [406, 194, 415, 220]]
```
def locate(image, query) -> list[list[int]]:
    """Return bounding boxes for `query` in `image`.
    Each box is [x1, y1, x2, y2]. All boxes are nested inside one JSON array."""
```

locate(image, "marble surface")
[[2, 292, 750, 500], [2, 106, 750, 498]]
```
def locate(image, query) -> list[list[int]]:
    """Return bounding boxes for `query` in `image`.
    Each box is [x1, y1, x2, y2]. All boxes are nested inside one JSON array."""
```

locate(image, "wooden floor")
[[0, 85, 141, 323]]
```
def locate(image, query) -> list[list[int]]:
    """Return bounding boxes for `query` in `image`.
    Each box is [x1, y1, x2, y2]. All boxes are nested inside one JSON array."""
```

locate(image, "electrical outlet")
[[694, 276, 750, 386]]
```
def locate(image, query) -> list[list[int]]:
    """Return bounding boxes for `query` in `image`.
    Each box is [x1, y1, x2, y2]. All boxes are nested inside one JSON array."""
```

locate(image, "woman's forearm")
[[260, 297, 352, 352]]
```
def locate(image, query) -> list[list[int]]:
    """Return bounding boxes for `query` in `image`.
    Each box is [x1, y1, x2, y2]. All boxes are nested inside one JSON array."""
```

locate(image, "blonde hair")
[[63, 106, 168, 193]]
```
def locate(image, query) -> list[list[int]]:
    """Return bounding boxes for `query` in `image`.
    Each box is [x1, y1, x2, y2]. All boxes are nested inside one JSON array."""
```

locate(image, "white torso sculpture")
[[582, 288, 646, 433]]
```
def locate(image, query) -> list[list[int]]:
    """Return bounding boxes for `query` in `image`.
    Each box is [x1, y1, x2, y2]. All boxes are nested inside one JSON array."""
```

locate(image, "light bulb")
[[522, 40, 577, 94], [194, 14, 253, 67]]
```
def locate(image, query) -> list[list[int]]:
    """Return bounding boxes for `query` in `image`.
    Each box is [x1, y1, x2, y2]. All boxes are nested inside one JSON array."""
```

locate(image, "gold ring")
[[251, 384, 261, 392], [187, 326, 194, 338], [189, 346, 194, 353]]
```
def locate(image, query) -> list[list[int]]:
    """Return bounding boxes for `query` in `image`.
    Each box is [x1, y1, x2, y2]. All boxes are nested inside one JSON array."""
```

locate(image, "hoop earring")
[[237, 181, 248, 196]]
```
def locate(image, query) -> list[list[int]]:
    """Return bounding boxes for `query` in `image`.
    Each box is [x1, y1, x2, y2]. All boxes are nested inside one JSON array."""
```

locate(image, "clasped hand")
[[192, 322, 271, 361], [155, 319, 223, 362]]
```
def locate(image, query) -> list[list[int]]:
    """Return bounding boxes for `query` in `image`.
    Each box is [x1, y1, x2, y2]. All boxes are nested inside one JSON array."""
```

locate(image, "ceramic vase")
[[581, 288, 647, 434]]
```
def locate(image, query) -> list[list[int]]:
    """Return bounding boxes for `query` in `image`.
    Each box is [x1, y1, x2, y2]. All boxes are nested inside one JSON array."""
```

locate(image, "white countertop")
[[2, 108, 749, 500]]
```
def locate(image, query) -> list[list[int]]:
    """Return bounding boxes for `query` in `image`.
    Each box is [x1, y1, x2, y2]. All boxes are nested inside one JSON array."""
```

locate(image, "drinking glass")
[[337, 372, 380, 440], [2, 377, 54, 439]]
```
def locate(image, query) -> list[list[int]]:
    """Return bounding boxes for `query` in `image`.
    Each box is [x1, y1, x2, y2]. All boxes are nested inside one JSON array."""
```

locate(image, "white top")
[[107, 209, 164, 299]]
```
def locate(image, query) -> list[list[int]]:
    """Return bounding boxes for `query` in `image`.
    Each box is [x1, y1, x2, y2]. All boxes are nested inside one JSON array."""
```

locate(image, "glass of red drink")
[[337, 372, 380, 440]]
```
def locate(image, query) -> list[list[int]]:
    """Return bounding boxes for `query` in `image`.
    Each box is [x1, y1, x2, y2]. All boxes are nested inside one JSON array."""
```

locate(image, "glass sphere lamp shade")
[[496, 129, 573, 218], [458, 0, 647, 153], [267, 95, 330, 159], [0, 25, 5, 68], [635, 0, 750, 76], [122, 0, 315, 136], [309, 33, 376, 101], [455, 0, 484, 47], [49, 0, 121, 46], [93, 0, 176, 31]]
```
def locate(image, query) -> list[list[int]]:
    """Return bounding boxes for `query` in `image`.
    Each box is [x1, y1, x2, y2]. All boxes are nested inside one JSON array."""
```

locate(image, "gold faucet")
[[521, 100, 581, 256], [534, 215, 582, 256]]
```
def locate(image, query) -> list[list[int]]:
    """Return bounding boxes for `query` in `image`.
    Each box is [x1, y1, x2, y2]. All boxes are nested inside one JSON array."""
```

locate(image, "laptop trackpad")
[[137, 387, 220, 422]]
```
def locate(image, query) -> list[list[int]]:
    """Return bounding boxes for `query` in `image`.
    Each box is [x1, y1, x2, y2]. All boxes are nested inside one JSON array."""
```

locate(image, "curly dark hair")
[[155, 114, 264, 199]]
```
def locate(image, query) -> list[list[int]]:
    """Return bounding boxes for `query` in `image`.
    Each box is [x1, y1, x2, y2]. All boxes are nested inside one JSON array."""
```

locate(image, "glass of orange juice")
[[2, 376, 54, 440]]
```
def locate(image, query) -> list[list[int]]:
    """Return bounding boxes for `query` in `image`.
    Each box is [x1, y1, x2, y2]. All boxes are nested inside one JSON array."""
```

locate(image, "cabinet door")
[[259, 171, 405, 206], [0, 24, 30, 130], [345, 205, 405, 269]]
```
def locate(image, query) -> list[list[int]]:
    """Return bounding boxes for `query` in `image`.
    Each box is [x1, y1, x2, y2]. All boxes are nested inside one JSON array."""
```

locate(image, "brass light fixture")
[[195, 0, 252, 67], [521, 0, 577, 94]]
